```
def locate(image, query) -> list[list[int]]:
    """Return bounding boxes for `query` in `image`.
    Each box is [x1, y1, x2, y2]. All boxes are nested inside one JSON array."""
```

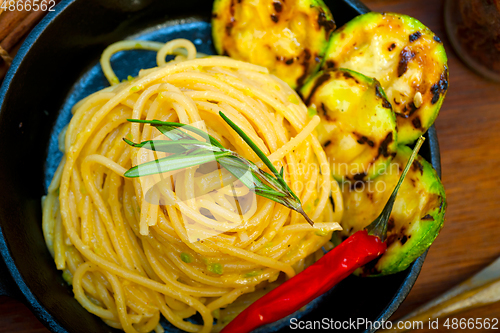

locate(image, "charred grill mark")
[[317, 11, 335, 32], [304, 72, 331, 105], [270, 14, 279, 23], [409, 31, 422, 42], [410, 178, 416, 187], [296, 49, 312, 87], [342, 71, 354, 79], [422, 214, 434, 221], [339, 70, 360, 84], [382, 99, 392, 109], [350, 180, 365, 190], [354, 133, 375, 147], [285, 58, 294, 65], [378, 132, 394, 158], [353, 172, 367, 181], [387, 217, 395, 232], [441, 72, 449, 91], [374, 85, 383, 99], [325, 60, 336, 69], [323, 140, 331, 147], [320, 102, 328, 117], [393, 98, 400, 105], [398, 226, 407, 244], [230, 0, 236, 16], [398, 47, 415, 77], [225, 22, 233, 35], [412, 160, 424, 175], [388, 43, 396, 51], [362, 137, 375, 147], [386, 233, 398, 247], [433, 35, 442, 43], [412, 117, 422, 129], [397, 102, 418, 118], [226, 4, 236, 38], [273, 1, 283, 13], [431, 92, 439, 104], [329, 196, 335, 212], [405, 102, 417, 116], [430, 72, 449, 104], [304, 49, 311, 60], [359, 255, 382, 276], [297, 72, 308, 88], [375, 84, 392, 109]]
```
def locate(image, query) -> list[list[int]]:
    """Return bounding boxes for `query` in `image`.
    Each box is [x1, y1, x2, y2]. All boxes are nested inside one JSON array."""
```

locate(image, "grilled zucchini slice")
[[339, 146, 446, 276], [299, 68, 398, 182], [322, 12, 448, 144], [212, 0, 335, 89]]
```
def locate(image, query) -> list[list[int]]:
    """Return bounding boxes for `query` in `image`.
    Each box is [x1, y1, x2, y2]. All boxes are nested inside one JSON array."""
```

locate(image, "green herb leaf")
[[219, 111, 312, 225], [307, 107, 317, 118], [124, 116, 314, 225], [180, 252, 192, 263], [243, 270, 261, 278], [123, 138, 211, 154], [127, 119, 223, 148], [207, 263, 223, 275], [219, 112, 282, 183], [125, 150, 230, 178]]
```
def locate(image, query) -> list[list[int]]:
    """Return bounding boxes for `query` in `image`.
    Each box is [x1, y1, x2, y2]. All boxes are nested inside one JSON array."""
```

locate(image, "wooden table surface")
[[1, 0, 499, 331]]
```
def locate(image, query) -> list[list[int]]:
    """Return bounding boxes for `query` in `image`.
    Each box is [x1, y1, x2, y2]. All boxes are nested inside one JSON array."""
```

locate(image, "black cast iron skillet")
[[0, 0, 442, 332]]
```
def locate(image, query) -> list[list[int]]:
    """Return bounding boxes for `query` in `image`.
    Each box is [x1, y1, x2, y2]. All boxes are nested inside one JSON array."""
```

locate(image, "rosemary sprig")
[[123, 112, 314, 225]]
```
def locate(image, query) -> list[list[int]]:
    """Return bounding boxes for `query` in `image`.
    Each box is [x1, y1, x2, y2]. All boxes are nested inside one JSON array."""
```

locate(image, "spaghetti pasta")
[[42, 38, 343, 333]]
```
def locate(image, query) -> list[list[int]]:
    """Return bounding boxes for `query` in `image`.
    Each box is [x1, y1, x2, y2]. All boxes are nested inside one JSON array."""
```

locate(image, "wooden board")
[[1, 0, 499, 331], [363, 0, 500, 331]]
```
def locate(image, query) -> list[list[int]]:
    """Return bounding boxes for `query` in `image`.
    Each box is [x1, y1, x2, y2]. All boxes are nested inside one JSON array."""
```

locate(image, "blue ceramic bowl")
[[0, 0, 441, 332]]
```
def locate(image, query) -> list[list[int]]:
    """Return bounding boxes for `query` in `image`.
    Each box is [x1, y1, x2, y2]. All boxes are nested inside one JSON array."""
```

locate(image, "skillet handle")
[[0, 256, 21, 299]]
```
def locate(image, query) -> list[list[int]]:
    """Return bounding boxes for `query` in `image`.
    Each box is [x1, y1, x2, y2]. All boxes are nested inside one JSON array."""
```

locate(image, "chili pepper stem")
[[366, 136, 425, 242]]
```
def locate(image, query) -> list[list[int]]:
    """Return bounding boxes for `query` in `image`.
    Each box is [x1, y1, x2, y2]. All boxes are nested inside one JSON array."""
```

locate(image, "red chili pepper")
[[221, 230, 386, 333], [220, 137, 425, 333]]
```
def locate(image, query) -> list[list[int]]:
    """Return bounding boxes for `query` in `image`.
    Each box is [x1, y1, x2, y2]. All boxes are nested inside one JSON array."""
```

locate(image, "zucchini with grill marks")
[[322, 12, 448, 144], [299, 68, 398, 182], [339, 146, 446, 276], [212, 0, 335, 89]]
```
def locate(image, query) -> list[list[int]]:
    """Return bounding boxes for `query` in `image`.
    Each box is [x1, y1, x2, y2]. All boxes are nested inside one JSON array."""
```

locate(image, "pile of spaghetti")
[[42, 39, 343, 333]]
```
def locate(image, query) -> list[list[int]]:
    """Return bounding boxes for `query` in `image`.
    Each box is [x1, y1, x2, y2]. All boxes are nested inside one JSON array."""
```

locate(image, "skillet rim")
[[0, 0, 440, 332]]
